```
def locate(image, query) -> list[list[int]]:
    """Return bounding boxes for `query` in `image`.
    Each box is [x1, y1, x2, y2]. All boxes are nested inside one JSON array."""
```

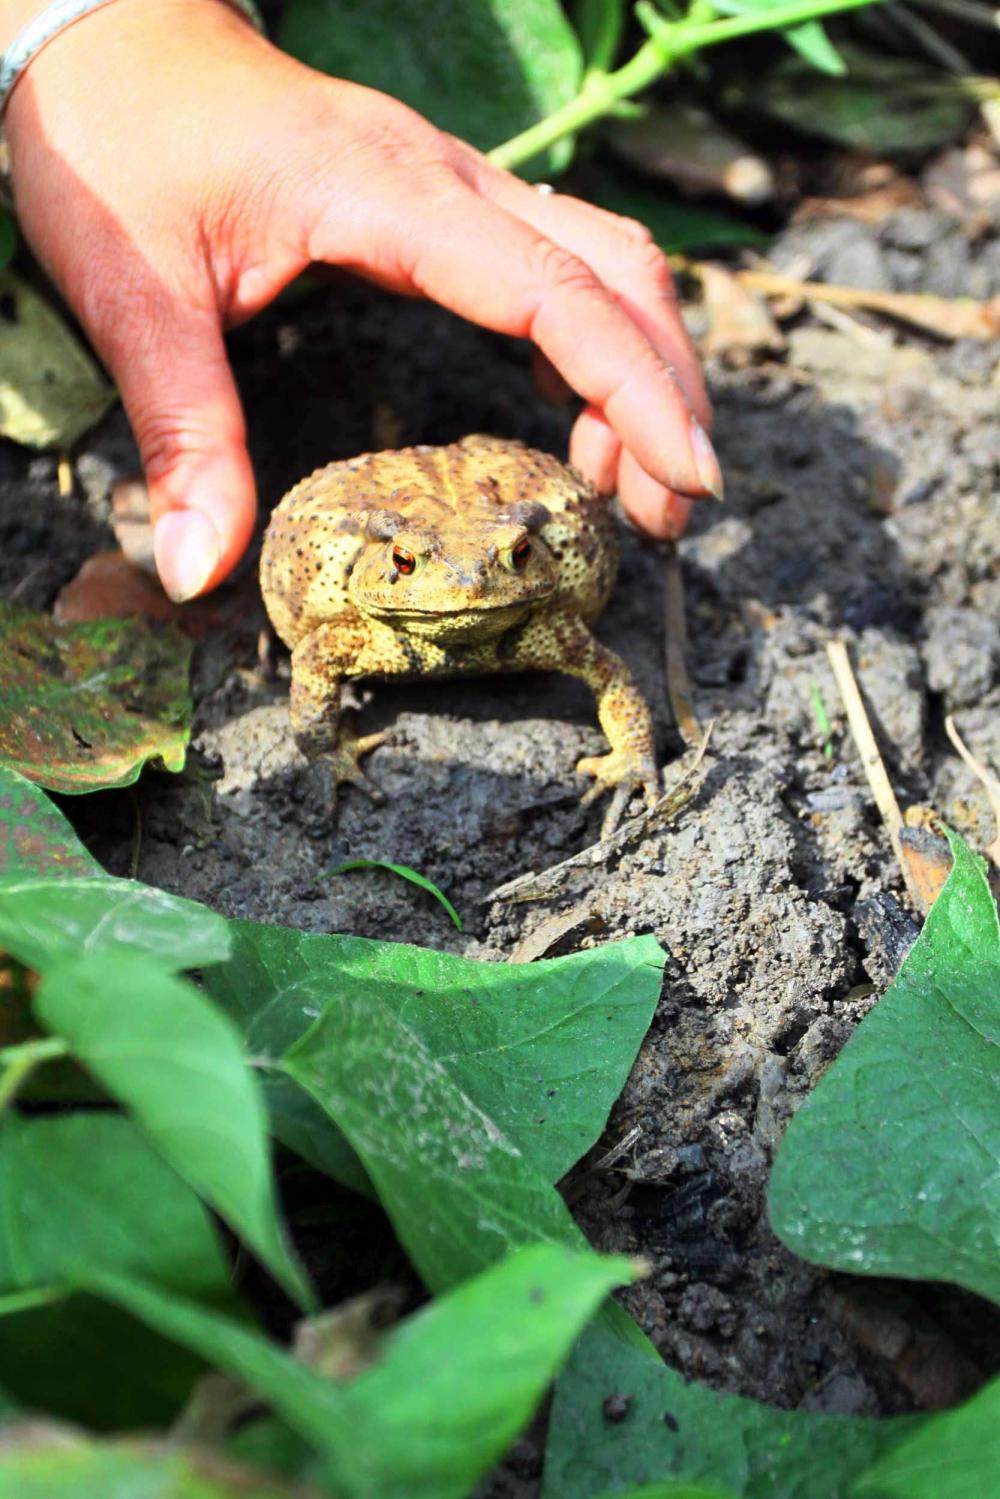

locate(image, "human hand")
[[4, 0, 720, 600]]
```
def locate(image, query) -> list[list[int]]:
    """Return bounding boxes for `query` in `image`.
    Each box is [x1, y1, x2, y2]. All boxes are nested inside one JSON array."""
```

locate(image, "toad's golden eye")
[[392, 546, 416, 575], [511, 538, 532, 571]]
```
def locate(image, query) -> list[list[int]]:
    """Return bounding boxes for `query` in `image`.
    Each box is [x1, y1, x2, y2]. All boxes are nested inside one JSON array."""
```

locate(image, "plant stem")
[[0, 1036, 69, 1111], [490, 0, 882, 171]]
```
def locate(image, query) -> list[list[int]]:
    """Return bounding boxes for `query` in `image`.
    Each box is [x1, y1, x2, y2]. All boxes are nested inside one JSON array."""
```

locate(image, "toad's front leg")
[[502, 610, 660, 836], [289, 621, 411, 805]]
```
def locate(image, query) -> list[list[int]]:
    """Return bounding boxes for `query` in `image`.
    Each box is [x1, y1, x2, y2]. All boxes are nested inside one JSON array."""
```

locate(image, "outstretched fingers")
[[317, 167, 721, 513]]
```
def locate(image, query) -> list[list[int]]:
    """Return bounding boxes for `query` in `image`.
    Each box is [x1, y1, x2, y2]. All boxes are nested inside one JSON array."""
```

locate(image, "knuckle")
[[532, 239, 602, 301], [616, 214, 656, 249], [629, 236, 677, 298]]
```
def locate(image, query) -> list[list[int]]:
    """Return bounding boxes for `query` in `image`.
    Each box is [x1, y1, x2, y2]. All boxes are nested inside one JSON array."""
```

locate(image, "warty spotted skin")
[[260, 435, 660, 828]]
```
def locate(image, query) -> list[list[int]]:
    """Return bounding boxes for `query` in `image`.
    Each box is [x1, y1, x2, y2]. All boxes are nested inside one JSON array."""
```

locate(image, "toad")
[[260, 435, 660, 832]]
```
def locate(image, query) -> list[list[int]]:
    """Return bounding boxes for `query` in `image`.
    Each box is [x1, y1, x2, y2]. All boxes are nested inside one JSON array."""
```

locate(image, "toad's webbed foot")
[[576, 748, 662, 839], [321, 719, 390, 812]]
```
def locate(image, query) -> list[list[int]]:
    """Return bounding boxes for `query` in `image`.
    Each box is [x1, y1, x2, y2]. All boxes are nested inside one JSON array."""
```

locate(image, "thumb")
[[100, 304, 256, 601]]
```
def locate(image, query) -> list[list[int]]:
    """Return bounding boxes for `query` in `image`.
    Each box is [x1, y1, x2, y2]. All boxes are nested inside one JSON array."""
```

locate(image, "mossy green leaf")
[[0, 270, 115, 449], [0, 765, 101, 879], [0, 603, 192, 793]]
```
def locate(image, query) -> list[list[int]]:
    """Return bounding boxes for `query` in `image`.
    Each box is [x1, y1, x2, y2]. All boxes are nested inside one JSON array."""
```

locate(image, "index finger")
[[328, 176, 722, 503]]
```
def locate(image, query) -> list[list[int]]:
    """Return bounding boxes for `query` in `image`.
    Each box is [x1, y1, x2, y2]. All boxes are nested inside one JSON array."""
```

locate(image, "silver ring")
[[535, 182, 555, 196]]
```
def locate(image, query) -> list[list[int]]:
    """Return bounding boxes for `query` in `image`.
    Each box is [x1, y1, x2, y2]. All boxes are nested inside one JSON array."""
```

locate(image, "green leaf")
[[744, 44, 973, 155], [599, 1486, 739, 1499], [0, 1112, 235, 1302], [205, 921, 663, 1193], [573, 0, 625, 71], [282, 990, 586, 1291], [0, 270, 116, 449], [0, 1295, 207, 1431], [350, 1244, 639, 1498], [544, 1320, 915, 1499], [33, 952, 312, 1310], [851, 1372, 1000, 1498], [769, 830, 1000, 1305], [0, 875, 229, 973], [782, 18, 844, 73], [584, 173, 767, 252], [0, 765, 102, 879], [710, 0, 844, 72], [323, 858, 463, 930], [0, 1437, 315, 1499], [87, 1245, 635, 1499], [0, 210, 15, 272], [0, 603, 192, 793], [278, 0, 583, 178]]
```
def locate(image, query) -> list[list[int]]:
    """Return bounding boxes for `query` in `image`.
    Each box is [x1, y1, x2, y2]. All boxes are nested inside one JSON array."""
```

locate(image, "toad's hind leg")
[[289, 623, 391, 807]]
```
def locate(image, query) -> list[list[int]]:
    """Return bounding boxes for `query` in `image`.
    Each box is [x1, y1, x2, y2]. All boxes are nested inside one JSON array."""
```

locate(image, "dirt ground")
[[2, 206, 999, 1459]]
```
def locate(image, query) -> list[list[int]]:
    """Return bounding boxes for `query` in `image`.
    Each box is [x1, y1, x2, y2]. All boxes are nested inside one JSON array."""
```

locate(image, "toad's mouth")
[[358, 588, 555, 623], [358, 596, 545, 643]]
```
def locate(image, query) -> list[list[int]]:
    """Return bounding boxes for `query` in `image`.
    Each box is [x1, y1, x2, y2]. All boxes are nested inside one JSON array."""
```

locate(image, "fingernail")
[[153, 509, 220, 601], [690, 420, 725, 502]]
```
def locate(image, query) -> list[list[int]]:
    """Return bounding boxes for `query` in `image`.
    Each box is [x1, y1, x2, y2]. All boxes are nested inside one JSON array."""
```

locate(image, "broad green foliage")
[[851, 1373, 1000, 1498], [89, 1246, 635, 1499], [278, 0, 582, 176], [33, 952, 311, 1309], [0, 766, 101, 879], [324, 858, 464, 929], [600, 1486, 740, 1499], [6, 770, 1000, 1497], [205, 919, 664, 1192], [544, 1322, 914, 1499], [0, 875, 229, 972], [0, 270, 115, 449], [0, 1440, 314, 1499], [283, 991, 588, 1290], [0, 604, 192, 793], [769, 831, 1000, 1305], [749, 45, 974, 155], [0, 1113, 234, 1302]]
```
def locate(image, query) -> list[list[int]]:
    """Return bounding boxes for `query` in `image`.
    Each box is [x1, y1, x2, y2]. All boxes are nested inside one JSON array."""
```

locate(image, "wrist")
[[2, 0, 263, 112]]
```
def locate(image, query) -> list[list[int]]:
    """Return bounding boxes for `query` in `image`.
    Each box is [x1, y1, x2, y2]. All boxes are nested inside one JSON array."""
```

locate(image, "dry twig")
[[676, 257, 1000, 341], [944, 715, 1000, 868], [826, 639, 943, 912]]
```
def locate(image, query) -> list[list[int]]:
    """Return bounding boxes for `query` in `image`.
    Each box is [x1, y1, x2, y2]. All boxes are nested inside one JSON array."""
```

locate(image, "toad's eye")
[[392, 546, 416, 575], [510, 538, 532, 571]]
